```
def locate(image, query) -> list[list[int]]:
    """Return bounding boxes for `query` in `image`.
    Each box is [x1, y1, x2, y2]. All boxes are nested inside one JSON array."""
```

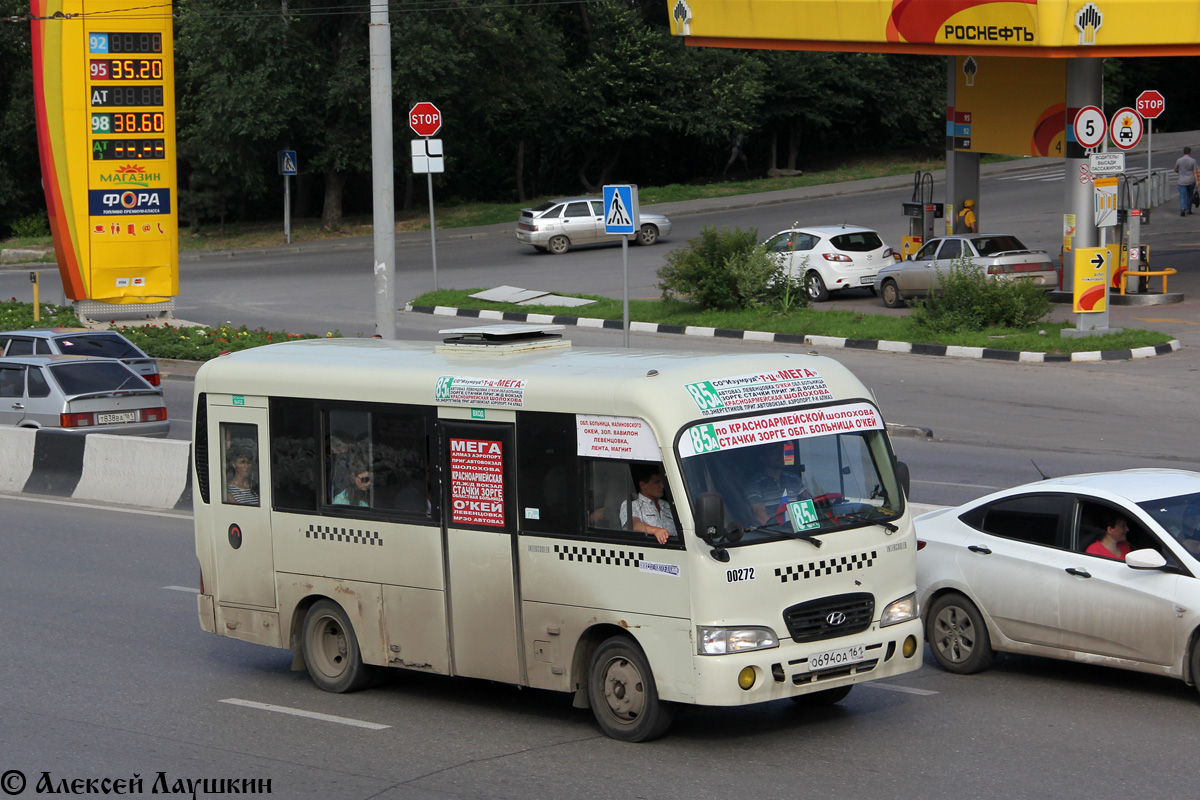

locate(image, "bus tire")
[[926, 592, 994, 675], [301, 599, 375, 693], [587, 636, 673, 742], [790, 684, 853, 707]]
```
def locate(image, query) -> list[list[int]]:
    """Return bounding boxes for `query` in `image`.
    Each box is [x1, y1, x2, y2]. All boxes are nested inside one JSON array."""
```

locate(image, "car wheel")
[[789, 684, 853, 708], [926, 593, 994, 675], [301, 599, 376, 693], [1190, 635, 1200, 696], [547, 235, 570, 255], [588, 636, 673, 742], [806, 271, 829, 302], [881, 279, 905, 309], [636, 224, 659, 246]]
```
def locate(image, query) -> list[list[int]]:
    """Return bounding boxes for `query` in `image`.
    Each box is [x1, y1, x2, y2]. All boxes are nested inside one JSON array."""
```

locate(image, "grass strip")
[[410, 289, 1174, 355]]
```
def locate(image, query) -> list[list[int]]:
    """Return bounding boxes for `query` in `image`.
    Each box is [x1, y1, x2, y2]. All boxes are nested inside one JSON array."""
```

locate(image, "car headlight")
[[697, 626, 779, 655], [879, 593, 918, 628]]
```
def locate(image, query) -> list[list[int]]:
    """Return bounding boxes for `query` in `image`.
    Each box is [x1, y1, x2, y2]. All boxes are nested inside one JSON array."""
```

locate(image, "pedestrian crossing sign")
[[603, 185, 639, 235], [278, 150, 298, 176]]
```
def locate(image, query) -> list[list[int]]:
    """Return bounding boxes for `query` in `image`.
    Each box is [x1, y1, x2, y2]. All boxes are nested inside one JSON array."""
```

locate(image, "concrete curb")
[[0, 427, 191, 510], [405, 304, 1183, 363]]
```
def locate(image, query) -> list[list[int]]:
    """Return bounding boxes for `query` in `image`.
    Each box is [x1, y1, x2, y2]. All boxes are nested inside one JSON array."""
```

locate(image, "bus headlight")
[[879, 593, 917, 628], [697, 626, 779, 655]]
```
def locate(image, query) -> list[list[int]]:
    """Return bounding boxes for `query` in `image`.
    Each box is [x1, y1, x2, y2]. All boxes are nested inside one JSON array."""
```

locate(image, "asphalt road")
[[2, 494, 1198, 800]]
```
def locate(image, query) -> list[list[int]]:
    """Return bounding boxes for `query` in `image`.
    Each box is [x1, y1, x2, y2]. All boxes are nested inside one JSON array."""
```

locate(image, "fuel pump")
[[1112, 176, 1148, 293], [900, 171, 943, 259]]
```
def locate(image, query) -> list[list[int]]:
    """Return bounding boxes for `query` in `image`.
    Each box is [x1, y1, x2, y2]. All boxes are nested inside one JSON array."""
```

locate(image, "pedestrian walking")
[[1174, 146, 1199, 216]]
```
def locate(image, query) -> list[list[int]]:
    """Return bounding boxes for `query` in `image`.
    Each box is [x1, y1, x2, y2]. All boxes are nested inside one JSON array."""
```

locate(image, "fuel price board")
[[32, 1, 178, 306]]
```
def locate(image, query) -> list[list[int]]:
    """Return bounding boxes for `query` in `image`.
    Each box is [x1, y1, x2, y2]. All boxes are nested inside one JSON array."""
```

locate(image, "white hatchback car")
[[763, 225, 896, 302], [916, 469, 1200, 696]]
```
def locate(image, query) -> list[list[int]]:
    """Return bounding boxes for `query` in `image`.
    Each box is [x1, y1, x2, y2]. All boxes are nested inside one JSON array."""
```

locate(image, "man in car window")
[[620, 465, 676, 545], [747, 441, 809, 526]]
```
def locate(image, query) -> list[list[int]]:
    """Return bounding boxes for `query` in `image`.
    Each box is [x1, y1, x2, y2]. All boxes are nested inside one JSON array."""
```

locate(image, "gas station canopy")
[[669, 0, 1200, 57]]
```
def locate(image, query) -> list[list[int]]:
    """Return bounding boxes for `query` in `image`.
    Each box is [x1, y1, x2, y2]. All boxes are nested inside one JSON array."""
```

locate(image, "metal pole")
[[284, 174, 291, 244], [427, 172, 438, 292], [369, 5, 396, 339], [622, 236, 630, 348]]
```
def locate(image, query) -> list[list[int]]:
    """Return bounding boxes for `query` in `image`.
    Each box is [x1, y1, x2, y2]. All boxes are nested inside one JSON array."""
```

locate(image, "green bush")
[[657, 225, 803, 311], [11, 214, 51, 239], [908, 257, 1052, 333], [116, 323, 325, 360], [0, 298, 82, 329]]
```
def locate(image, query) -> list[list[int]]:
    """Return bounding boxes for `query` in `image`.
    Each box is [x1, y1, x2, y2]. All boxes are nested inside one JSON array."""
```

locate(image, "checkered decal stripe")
[[554, 544, 644, 567], [305, 524, 384, 546], [774, 551, 877, 582]]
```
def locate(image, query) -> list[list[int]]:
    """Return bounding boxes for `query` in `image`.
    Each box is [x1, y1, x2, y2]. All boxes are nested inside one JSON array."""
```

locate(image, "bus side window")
[[222, 422, 260, 506], [588, 461, 635, 532], [517, 412, 581, 535], [270, 397, 318, 512]]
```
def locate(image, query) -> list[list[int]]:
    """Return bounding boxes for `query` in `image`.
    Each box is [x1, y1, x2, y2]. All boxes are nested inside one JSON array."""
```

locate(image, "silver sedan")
[[873, 233, 1059, 308], [516, 197, 672, 254]]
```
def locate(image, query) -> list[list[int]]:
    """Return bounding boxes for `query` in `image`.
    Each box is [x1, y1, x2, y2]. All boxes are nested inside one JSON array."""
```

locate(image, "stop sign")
[[409, 102, 442, 137], [1136, 90, 1165, 119]]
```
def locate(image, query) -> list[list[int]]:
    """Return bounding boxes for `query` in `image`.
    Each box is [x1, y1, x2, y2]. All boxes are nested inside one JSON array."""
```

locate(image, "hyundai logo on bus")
[[826, 611, 847, 626]]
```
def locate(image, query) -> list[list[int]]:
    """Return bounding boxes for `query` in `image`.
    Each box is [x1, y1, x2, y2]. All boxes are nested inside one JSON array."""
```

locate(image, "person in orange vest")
[[957, 199, 977, 233]]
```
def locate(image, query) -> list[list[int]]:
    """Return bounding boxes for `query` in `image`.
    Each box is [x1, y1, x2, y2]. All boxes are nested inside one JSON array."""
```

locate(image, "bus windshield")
[[677, 403, 903, 545]]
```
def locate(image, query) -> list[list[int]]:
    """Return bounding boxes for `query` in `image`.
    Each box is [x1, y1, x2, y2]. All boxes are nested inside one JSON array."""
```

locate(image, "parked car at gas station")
[[0, 328, 161, 385], [873, 233, 1057, 308], [516, 197, 671, 254], [763, 225, 897, 302], [0, 355, 168, 436]]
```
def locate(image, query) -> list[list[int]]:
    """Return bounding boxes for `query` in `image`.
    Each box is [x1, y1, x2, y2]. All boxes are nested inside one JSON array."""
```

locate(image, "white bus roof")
[[194, 337, 875, 436]]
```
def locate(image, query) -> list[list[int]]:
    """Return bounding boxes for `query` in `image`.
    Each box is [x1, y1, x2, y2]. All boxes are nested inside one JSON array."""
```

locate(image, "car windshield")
[[1137, 492, 1200, 555], [973, 236, 1027, 256], [830, 231, 883, 252], [677, 403, 903, 546], [49, 362, 147, 395], [53, 333, 143, 359]]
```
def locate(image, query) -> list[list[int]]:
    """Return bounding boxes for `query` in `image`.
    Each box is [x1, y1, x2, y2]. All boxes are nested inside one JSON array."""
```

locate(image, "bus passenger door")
[[440, 416, 523, 684], [208, 400, 276, 609]]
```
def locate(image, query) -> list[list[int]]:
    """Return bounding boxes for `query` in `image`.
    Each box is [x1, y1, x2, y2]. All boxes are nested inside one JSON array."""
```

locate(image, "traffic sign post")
[[1136, 90, 1165, 200], [278, 150, 297, 244], [603, 185, 640, 348], [409, 102, 443, 289]]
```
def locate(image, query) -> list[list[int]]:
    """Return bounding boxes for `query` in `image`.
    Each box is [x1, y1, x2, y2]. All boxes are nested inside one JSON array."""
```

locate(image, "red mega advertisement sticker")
[[449, 438, 505, 527]]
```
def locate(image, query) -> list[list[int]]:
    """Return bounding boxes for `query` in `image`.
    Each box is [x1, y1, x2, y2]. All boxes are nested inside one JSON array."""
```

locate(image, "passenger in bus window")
[[225, 440, 260, 506], [333, 456, 371, 507], [747, 441, 809, 526], [620, 465, 677, 544]]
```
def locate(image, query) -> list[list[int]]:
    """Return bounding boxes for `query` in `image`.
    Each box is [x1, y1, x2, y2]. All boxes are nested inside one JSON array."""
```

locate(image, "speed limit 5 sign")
[[1073, 106, 1106, 149]]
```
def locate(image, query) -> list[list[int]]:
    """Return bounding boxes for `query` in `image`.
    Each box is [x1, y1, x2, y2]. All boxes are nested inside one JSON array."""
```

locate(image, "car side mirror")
[[694, 492, 725, 546], [1126, 549, 1168, 570], [893, 459, 911, 498]]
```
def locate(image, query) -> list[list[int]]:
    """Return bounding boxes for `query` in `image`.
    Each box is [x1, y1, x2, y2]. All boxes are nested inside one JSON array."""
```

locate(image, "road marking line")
[[913, 479, 999, 490], [220, 698, 391, 730], [861, 683, 939, 696], [1132, 317, 1200, 325], [163, 586, 199, 593], [0, 492, 191, 519]]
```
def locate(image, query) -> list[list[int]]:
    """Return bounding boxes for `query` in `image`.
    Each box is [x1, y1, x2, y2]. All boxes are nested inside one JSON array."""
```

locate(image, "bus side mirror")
[[695, 492, 724, 546], [894, 459, 911, 498]]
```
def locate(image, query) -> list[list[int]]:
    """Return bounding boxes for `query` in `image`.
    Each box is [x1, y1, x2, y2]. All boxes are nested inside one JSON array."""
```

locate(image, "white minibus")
[[192, 325, 922, 741]]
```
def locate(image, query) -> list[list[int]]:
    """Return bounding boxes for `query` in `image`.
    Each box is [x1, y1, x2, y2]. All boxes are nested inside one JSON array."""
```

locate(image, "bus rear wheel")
[[588, 636, 673, 742], [301, 599, 375, 693]]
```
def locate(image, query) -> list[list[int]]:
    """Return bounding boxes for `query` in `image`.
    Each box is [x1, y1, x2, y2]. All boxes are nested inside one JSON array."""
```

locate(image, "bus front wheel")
[[587, 636, 673, 742], [301, 599, 375, 693]]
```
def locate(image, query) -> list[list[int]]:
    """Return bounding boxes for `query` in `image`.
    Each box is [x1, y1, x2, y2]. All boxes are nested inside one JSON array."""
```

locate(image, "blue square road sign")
[[603, 185, 639, 235]]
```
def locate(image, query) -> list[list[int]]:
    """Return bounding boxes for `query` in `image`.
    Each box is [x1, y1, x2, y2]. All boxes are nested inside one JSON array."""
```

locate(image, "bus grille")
[[782, 592, 874, 643]]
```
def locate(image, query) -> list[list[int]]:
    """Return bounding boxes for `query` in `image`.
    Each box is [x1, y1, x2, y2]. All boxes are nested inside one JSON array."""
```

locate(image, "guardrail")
[[1124, 169, 1173, 210]]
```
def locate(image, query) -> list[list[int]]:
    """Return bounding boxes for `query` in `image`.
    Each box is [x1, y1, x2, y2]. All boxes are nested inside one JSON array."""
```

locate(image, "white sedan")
[[915, 469, 1200, 695]]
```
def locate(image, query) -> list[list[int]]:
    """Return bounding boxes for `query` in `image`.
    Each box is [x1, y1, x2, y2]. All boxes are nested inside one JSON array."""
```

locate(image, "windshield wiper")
[[746, 523, 823, 548], [838, 511, 898, 533]]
